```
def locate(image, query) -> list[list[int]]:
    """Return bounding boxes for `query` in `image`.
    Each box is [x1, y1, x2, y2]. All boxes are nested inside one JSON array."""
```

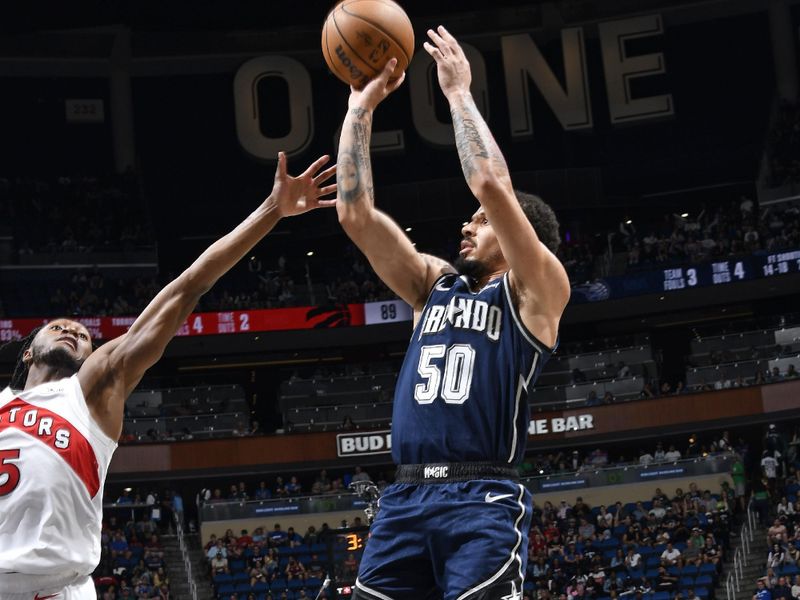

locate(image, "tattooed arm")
[[424, 26, 569, 346], [337, 59, 455, 313]]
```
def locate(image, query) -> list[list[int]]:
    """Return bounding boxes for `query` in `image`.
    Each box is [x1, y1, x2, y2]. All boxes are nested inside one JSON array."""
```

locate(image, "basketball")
[[321, 0, 415, 87]]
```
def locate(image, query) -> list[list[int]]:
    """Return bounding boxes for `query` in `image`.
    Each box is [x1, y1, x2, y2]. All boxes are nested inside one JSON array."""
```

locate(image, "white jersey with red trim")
[[0, 375, 117, 592]]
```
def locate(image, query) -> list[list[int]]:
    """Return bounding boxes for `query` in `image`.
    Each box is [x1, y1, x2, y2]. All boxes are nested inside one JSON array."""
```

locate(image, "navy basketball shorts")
[[353, 467, 532, 600]]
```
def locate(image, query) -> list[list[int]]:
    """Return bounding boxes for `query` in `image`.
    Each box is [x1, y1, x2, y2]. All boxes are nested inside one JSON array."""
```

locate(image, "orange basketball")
[[321, 0, 415, 88]]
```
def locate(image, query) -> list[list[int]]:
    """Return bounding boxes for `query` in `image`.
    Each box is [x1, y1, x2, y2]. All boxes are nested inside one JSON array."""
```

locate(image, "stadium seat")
[[695, 575, 713, 587], [231, 572, 249, 584], [698, 563, 716, 575], [645, 568, 661, 579], [229, 559, 246, 572]]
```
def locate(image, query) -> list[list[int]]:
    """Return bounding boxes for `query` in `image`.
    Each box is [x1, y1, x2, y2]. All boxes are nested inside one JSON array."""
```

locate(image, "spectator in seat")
[[274, 476, 288, 497], [285, 556, 307, 581], [754, 581, 773, 600], [155, 583, 171, 600], [597, 505, 614, 530], [352, 465, 371, 483], [768, 519, 788, 545], [144, 535, 163, 560], [286, 526, 303, 547], [264, 549, 279, 581], [654, 444, 666, 462], [269, 523, 288, 547], [640, 450, 655, 466], [306, 553, 325, 579], [768, 544, 787, 569], [578, 517, 596, 541], [682, 538, 701, 566], [211, 551, 229, 575], [574, 497, 591, 518], [664, 445, 682, 462], [701, 534, 722, 568], [207, 539, 226, 561], [153, 566, 169, 589], [773, 577, 792, 600], [303, 525, 319, 546], [238, 529, 253, 547], [255, 481, 272, 500], [286, 476, 302, 495], [777, 497, 795, 517], [625, 546, 642, 572], [654, 565, 678, 592], [343, 553, 359, 577], [790, 575, 800, 600], [661, 542, 681, 566]]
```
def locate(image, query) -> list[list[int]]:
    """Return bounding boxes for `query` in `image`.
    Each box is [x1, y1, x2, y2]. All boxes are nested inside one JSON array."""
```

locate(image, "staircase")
[[723, 510, 768, 600], [185, 533, 215, 600], [161, 516, 216, 600], [162, 534, 195, 599]]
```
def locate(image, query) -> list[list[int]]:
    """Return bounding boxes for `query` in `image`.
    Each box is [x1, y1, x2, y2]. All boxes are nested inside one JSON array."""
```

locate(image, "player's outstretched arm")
[[78, 153, 337, 440], [424, 26, 569, 345], [336, 59, 455, 311]]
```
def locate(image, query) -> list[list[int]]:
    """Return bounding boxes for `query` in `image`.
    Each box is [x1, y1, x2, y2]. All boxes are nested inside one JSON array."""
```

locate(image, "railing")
[[175, 513, 198, 600], [726, 508, 757, 600]]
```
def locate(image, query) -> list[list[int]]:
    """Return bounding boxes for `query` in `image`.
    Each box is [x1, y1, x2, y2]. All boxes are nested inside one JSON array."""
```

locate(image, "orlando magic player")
[[0, 154, 336, 600], [335, 28, 570, 600]]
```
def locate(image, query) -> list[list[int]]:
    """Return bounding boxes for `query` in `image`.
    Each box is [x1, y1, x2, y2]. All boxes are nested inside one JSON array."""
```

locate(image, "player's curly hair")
[[3, 326, 43, 391], [515, 190, 561, 254]]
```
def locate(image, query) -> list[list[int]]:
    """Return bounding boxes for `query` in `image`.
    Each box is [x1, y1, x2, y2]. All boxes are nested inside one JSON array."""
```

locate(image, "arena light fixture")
[[306, 251, 314, 256], [405, 227, 412, 232], [680, 212, 689, 218]]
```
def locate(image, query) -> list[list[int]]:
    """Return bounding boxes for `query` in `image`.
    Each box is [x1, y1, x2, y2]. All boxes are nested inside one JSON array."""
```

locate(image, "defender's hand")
[[348, 58, 406, 113], [270, 153, 337, 218], [423, 26, 472, 99]]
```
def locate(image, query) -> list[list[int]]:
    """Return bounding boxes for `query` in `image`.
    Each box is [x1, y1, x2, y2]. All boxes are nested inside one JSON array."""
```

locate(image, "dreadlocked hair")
[[3, 326, 42, 391]]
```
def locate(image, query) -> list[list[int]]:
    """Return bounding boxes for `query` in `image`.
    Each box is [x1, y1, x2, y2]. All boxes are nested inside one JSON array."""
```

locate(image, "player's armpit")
[[508, 256, 570, 349]]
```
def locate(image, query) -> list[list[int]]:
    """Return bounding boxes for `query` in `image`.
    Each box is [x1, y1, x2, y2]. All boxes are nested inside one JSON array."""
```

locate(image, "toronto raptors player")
[[0, 153, 337, 600]]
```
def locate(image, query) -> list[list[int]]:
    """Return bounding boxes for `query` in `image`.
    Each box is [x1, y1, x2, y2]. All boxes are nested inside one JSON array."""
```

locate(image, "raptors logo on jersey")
[[392, 273, 554, 466], [0, 375, 117, 593]]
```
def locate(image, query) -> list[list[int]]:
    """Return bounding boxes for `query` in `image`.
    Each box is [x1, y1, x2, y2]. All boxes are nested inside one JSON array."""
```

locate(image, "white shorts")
[[0, 576, 95, 600]]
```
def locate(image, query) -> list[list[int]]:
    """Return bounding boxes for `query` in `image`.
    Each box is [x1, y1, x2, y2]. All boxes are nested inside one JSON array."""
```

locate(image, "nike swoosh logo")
[[485, 492, 514, 503], [34, 594, 60, 600]]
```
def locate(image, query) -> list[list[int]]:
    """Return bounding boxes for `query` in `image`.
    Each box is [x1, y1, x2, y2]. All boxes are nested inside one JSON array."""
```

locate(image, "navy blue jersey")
[[392, 272, 553, 466]]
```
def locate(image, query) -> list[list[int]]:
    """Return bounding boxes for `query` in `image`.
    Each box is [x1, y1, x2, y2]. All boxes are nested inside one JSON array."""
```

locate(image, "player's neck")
[[472, 270, 505, 291], [24, 365, 74, 390]]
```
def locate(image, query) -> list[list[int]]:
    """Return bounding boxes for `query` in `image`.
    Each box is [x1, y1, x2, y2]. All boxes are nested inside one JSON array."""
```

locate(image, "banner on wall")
[[0, 300, 411, 342]]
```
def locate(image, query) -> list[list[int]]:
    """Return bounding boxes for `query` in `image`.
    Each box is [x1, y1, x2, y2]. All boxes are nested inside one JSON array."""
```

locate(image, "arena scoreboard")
[[660, 250, 800, 291]]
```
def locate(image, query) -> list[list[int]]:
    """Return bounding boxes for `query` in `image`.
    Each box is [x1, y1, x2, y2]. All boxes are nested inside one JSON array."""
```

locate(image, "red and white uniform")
[[0, 375, 117, 595]]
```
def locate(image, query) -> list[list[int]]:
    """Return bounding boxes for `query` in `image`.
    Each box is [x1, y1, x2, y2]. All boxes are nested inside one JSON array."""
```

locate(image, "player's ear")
[[22, 348, 33, 365]]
